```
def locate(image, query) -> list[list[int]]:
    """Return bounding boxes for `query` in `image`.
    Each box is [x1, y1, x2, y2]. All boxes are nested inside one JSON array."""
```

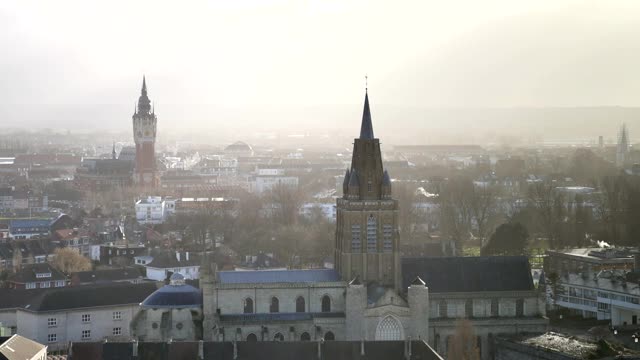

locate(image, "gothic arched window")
[[324, 331, 335, 340], [246, 333, 257, 342], [366, 215, 377, 252], [300, 332, 311, 341], [243, 298, 254, 314], [465, 299, 473, 318], [321, 295, 331, 312], [296, 296, 305, 313], [516, 298, 524, 317], [270, 297, 279, 313], [375, 316, 403, 340], [439, 300, 448, 318]]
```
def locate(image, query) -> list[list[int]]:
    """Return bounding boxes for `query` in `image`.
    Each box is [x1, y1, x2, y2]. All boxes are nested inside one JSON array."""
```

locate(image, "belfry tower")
[[335, 89, 401, 291], [132, 76, 158, 186]]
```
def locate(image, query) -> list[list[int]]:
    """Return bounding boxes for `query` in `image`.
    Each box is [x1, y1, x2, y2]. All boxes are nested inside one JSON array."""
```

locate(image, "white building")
[[0, 282, 157, 352], [554, 271, 640, 327], [134, 196, 176, 225], [144, 251, 201, 281], [252, 176, 298, 194]]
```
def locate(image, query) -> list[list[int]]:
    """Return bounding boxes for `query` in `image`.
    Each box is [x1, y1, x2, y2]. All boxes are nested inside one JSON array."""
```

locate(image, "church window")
[[247, 333, 257, 342], [270, 297, 279, 313], [367, 215, 377, 252], [244, 298, 253, 314], [300, 332, 311, 341], [516, 298, 524, 317], [321, 295, 331, 312], [324, 331, 335, 340], [296, 296, 305, 313], [351, 225, 361, 251], [367, 180, 372, 192], [383, 224, 393, 252], [439, 300, 448, 318], [375, 316, 403, 340], [490, 298, 499, 317], [465, 299, 473, 318]]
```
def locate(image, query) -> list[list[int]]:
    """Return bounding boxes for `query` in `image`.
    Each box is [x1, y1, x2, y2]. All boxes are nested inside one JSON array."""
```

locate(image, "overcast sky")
[[1, 0, 640, 135]]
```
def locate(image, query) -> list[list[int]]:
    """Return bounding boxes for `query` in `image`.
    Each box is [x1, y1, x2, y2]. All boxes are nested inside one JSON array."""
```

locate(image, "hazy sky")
[[2, 0, 640, 134]]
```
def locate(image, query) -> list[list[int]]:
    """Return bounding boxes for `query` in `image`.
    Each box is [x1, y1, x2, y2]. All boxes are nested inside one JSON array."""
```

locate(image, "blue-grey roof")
[[141, 283, 202, 308], [218, 269, 340, 284]]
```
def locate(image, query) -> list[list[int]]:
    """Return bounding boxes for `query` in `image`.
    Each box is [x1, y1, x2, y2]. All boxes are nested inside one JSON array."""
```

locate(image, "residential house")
[[144, 251, 200, 281], [8, 263, 67, 290]]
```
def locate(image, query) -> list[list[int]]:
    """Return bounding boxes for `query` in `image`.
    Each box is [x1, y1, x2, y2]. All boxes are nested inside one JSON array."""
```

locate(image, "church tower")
[[335, 89, 401, 291], [132, 76, 158, 186]]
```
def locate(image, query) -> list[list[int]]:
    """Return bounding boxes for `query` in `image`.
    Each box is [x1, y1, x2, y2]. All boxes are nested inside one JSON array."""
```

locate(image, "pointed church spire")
[[112, 141, 117, 160], [142, 75, 147, 95], [359, 88, 374, 140]]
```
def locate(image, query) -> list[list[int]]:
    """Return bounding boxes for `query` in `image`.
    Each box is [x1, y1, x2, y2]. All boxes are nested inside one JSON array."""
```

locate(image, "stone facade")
[[335, 90, 401, 291]]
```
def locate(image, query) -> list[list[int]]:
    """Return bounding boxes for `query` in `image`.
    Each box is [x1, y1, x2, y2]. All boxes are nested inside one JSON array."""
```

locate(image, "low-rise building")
[[252, 176, 298, 194], [546, 247, 637, 275], [144, 251, 201, 281], [70, 267, 145, 286], [0, 282, 157, 352], [554, 271, 640, 326], [134, 196, 176, 225], [8, 263, 67, 290]]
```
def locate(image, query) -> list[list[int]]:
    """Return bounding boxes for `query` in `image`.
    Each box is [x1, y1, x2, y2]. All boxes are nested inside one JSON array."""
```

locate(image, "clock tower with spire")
[[132, 76, 158, 187]]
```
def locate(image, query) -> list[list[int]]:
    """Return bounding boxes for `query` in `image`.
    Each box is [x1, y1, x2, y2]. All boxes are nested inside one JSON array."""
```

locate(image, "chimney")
[[176, 252, 181, 262]]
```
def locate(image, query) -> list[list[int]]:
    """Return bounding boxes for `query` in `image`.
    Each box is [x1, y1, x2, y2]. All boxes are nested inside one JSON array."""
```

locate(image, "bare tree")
[[527, 182, 565, 249], [269, 183, 305, 226], [439, 178, 474, 252], [469, 184, 500, 244]]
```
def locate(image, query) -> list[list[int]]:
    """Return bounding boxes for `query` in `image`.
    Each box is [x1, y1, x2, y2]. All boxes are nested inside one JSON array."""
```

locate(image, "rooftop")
[[218, 269, 340, 284], [0, 335, 46, 360], [68, 340, 443, 360], [401, 256, 535, 293], [0, 282, 158, 312]]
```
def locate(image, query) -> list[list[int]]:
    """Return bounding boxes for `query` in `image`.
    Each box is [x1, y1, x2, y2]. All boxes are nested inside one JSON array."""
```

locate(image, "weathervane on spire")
[[365, 75, 368, 93]]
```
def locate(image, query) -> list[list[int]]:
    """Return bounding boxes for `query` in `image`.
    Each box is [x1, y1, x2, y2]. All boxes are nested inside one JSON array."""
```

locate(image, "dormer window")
[[36, 272, 52, 278]]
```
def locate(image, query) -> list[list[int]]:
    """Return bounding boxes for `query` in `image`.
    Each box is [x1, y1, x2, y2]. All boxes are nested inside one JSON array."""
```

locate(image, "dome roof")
[[224, 141, 253, 152], [141, 280, 202, 309]]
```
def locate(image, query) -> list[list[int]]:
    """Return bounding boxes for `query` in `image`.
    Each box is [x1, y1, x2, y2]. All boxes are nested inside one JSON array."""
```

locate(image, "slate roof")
[[0, 282, 158, 312], [218, 269, 340, 284], [0, 335, 46, 360], [73, 267, 143, 284], [146, 252, 201, 269], [9, 263, 66, 284], [360, 91, 374, 140], [401, 256, 535, 293], [69, 340, 443, 360]]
